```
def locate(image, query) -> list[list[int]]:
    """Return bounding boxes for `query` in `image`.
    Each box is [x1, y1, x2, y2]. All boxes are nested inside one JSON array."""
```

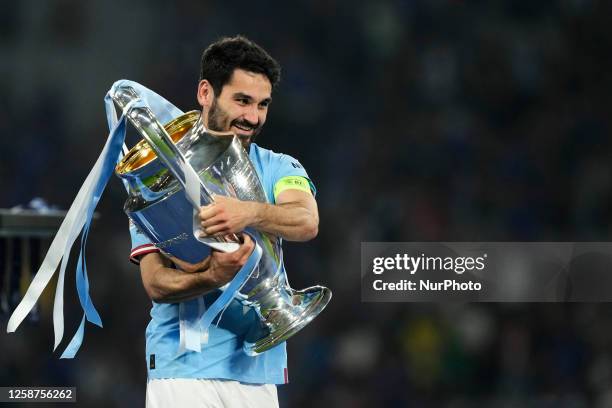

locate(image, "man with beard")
[[128, 36, 319, 408]]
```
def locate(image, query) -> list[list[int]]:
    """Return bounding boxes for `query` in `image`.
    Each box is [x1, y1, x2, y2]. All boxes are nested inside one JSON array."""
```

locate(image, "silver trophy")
[[111, 85, 331, 355]]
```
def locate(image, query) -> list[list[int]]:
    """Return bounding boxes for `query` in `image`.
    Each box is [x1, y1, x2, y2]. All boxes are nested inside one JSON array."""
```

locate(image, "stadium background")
[[2, 0, 612, 406]]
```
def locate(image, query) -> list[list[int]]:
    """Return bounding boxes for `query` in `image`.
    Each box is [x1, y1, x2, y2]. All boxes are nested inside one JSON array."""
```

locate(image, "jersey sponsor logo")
[[291, 162, 303, 169]]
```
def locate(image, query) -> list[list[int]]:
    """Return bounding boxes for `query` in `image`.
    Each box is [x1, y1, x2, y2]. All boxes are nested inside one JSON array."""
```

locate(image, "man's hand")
[[141, 234, 256, 303], [199, 195, 256, 237], [169, 234, 255, 286], [199, 189, 318, 242], [207, 233, 255, 287]]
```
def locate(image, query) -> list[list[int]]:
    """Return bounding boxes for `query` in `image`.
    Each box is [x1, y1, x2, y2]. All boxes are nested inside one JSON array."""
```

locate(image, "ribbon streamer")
[[7, 104, 132, 356], [7, 79, 261, 358], [6, 80, 183, 357]]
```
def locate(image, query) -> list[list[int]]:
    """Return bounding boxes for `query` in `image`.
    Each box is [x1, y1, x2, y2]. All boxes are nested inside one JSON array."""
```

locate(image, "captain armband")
[[273, 176, 312, 201]]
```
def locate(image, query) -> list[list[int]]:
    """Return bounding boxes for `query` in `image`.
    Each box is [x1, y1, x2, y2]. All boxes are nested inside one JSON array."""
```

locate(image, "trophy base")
[[243, 286, 332, 356]]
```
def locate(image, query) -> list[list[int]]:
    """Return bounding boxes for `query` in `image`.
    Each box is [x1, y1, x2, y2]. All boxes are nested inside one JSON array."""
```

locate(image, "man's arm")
[[199, 189, 319, 242], [139, 234, 255, 303]]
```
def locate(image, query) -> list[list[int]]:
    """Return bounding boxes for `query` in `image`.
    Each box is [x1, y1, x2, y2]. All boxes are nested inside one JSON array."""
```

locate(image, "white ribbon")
[[6, 80, 183, 356], [7, 110, 129, 350]]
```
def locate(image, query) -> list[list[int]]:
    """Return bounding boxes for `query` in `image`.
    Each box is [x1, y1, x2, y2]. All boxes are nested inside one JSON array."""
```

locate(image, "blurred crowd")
[[2, 0, 612, 406]]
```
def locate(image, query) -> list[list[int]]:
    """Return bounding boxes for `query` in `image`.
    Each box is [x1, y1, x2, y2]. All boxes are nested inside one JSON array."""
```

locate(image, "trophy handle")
[[110, 85, 240, 251], [113, 87, 212, 204]]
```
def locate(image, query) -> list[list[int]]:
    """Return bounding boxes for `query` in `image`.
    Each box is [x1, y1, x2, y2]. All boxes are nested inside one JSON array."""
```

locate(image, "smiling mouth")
[[233, 123, 255, 133], [232, 118, 260, 131]]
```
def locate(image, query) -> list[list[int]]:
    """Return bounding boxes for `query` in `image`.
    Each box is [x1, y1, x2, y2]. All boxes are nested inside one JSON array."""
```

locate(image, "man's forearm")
[[140, 238, 254, 304], [199, 191, 319, 242], [247, 200, 318, 242], [145, 265, 218, 303], [141, 253, 219, 304]]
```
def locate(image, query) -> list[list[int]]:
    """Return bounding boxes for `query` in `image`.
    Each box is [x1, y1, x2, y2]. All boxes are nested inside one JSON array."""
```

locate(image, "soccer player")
[[129, 36, 319, 408]]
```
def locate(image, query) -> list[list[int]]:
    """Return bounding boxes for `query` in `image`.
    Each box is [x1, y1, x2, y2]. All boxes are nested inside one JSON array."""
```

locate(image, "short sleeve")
[[129, 219, 159, 265]]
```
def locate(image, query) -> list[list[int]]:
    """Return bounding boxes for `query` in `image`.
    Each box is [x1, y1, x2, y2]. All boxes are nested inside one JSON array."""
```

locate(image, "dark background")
[[2, 0, 612, 406]]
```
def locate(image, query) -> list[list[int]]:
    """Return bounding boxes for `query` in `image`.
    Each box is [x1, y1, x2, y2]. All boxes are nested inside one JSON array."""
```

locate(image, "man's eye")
[[237, 99, 249, 105]]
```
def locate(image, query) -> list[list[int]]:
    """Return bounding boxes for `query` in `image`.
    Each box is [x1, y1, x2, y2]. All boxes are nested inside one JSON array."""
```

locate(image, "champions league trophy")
[[110, 84, 331, 355]]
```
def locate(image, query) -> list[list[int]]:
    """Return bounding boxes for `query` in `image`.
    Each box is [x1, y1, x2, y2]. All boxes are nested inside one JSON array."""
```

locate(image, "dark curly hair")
[[199, 35, 281, 96]]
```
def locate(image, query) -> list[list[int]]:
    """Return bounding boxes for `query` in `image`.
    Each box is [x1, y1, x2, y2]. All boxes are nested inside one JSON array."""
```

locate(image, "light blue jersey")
[[129, 143, 315, 384]]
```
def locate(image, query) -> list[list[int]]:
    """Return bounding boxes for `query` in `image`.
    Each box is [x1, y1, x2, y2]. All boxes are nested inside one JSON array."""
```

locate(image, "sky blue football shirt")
[[129, 143, 315, 384]]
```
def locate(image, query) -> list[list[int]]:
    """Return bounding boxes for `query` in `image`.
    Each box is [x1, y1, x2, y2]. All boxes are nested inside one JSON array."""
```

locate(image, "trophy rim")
[[115, 110, 201, 175]]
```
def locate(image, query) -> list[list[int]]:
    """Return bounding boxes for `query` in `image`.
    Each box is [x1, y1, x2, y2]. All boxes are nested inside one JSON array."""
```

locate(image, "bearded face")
[[200, 69, 272, 150], [207, 96, 262, 149]]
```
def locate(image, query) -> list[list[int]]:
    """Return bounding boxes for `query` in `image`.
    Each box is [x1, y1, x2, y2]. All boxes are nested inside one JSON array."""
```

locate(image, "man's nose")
[[243, 106, 259, 125]]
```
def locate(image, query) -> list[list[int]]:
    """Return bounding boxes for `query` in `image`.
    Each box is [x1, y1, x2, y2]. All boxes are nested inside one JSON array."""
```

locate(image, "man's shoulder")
[[250, 143, 285, 161], [250, 143, 303, 169]]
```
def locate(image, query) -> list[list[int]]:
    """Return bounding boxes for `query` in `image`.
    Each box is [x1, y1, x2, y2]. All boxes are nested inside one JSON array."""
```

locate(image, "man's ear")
[[197, 80, 215, 108]]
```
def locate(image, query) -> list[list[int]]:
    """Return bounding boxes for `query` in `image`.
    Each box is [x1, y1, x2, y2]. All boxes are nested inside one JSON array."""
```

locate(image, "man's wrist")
[[196, 266, 224, 290], [246, 200, 265, 228]]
